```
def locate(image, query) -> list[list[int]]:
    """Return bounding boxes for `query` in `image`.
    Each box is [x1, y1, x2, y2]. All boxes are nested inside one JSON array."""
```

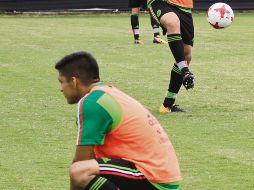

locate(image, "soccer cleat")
[[159, 104, 171, 113], [170, 104, 187, 112], [153, 36, 167, 44], [182, 71, 194, 90], [159, 104, 186, 113], [134, 39, 144, 44]]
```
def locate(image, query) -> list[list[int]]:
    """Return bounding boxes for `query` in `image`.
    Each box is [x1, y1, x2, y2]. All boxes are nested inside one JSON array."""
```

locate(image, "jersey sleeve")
[[76, 91, 113, 146]]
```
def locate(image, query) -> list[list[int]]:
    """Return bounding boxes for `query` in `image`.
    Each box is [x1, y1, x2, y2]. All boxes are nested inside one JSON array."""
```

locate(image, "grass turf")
[[0, 13, 253, 189]]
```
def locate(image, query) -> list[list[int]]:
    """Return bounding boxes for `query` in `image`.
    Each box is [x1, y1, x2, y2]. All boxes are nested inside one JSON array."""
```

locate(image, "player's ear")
[[71, 77, 78, 87]]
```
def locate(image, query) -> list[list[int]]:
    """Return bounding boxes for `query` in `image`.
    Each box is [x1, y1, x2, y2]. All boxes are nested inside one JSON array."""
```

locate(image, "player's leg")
[[158, 12, 186, 112], [131, 7, 143, 44], [160, 12, 194, 90], [160, 12, 194, 112], [150, 16, 160, 37], [150, 16, 167, 44], [129, 0, 144, 44], [160, 44, 193, 113], [70, 159, 119, 190], [159, 63, 185, 113], [148, 1, 194, 112], [180, 10, 195, 88], [149, 1, 194, 88]]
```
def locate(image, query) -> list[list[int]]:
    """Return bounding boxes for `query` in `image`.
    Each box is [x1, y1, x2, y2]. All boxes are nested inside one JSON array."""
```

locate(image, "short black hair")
[[55, 51, 100, 85]]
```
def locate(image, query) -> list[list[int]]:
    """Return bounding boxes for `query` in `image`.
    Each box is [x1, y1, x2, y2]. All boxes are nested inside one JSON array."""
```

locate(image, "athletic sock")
[[131, 14, 140, 40], [163, 64, 183, 107], [167, 34, 189, 73], [150, 17, 160, 37], [176, 60, 189, 74], [85, 176, 119, 190]]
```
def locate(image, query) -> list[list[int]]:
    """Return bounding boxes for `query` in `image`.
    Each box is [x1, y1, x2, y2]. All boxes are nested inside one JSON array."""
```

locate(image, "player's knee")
[[69, 162, 89, 187], [169, 18, 180, 28], [69, 163, 80, 182], [161, 14, 180, 32]]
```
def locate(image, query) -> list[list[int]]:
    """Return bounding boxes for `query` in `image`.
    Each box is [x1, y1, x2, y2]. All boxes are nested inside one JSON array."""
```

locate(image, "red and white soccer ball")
[[207, 3, 234, 29]]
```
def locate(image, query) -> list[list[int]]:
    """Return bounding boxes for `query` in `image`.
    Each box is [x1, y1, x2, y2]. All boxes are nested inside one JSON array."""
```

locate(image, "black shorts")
[[96, 158, 159, 190], [129, 0, 147, 9], [148, 0, 194, 46]]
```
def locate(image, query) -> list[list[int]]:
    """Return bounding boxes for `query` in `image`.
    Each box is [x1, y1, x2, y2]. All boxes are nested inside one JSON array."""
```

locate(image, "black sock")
[[167, 34, 185, 63], [131, 14, 140, 40], [85, 176, 119, 190], [167, 34, 189, 73], [150, 16, 160, 37], [163, 64, 182, 107]]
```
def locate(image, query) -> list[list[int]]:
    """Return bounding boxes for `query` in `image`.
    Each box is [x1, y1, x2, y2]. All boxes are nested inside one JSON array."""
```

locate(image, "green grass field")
[[0, 12, 253, 189]]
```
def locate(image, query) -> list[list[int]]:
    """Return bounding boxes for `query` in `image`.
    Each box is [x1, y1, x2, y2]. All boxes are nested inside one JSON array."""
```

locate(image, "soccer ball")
[[207, 3, 234, 29]]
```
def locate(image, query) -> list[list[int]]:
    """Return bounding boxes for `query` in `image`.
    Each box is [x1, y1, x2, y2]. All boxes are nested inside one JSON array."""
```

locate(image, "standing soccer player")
[[55, 51, 182, 190], [130, 0, 167, 44], [147, 0, 195, 113]]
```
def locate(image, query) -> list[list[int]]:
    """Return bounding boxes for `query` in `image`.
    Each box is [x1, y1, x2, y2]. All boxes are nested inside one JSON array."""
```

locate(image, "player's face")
[[58, 74, 80, 104]]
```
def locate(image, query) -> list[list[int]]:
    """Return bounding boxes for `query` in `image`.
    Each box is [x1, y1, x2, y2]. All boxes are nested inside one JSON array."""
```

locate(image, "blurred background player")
[[130, 0, 167, 44], [147, 0, 195, 112]]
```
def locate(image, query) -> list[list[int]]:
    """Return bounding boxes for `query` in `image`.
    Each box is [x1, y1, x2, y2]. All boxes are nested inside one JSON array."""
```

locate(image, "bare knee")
[[70, 162, 89, 187], [69, 160, 99, 188], [160, 13, 180, 34]]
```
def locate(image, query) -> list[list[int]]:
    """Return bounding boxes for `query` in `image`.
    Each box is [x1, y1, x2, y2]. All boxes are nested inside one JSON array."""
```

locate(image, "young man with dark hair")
[[129, 0, 167, 44], [55, 51, 182, 190], [147, 0, 195, 113]]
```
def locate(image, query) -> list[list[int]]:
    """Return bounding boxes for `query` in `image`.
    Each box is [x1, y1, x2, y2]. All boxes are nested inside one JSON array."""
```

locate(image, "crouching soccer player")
[[55, 51, 182, 190], [147, 0, 195, 113]]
